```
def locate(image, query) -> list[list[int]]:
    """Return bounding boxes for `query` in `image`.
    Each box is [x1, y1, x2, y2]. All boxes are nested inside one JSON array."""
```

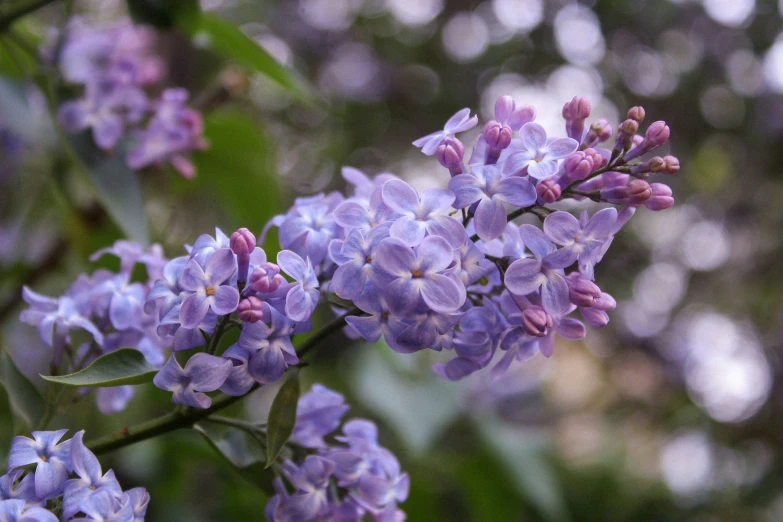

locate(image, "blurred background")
[[2, 0, 783, 520]]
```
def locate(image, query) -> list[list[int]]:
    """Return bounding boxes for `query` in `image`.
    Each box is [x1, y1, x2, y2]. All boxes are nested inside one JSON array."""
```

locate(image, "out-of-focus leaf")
[[265, 372, 299, 467], [193, 422, 273, 491], [0, 349, 44, 429], [477, 418, 570, 522], [0, 383, 13, 459], [127, 0, 199, 28], [69, 135, 149, 245], [41, 348, 157, 387], [0, 77, 55, 147], [178, 12, 318, 104], [185, 109, 280, 234]]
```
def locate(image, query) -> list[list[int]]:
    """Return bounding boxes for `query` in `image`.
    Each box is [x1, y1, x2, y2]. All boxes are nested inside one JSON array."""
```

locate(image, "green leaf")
[[184, 109, 281, 234], [0, 349, 44, 429], [265, 372, 300, 467], [0, 382, 13, 459], [178, 12, 318, 104], [68, 135, 150, 246], [41, 348, 158, 388], [193, 422, 272, 491]]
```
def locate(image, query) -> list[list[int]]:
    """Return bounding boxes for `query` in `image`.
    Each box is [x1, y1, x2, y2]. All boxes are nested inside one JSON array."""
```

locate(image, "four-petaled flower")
[[412, 108, 478, 156], [277, 251, 320, 323], [381, 179, 466, 248], [503, 122, 578, 180], [7, 430, 72, 500], [448, 165, 537, 241], [541, 208, 618, 269], [237, 303, 299, 384], [153, 353, 232, 408], [178, 248, 239, 329], [62, 431, 122, 520]]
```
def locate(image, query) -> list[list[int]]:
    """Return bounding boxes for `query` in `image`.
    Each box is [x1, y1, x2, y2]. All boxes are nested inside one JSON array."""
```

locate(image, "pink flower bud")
[[237, 296, 263, 323], [661, 155, 680, 175], [248, 262, 283, 293], [562, 151, 594, 183], [436, 137, 465, 175], [645, 121, 670, 148], [536, 179, 561, 204], [614, 119, 639, 157], [521, 306, 553, 337], [626, 106, 646, 123], [584, 119, 613, 147], [567, 277, 601, 308], [562, 96, 592, 142], [230, 228, 256, 256], [482, 120, 513, 150], [645, 183, 674, 211], [626, 179, 652, 204]]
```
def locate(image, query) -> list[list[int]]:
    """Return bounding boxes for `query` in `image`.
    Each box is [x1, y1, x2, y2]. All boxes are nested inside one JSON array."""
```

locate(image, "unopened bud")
[[536, 179, 561, 204], [645, 121, 670, 147], [629, 156, 664, 176], [626, 179, 652, 204], [567, 275, 601, 307], [248, 262, 283, 293], [584, 119, 613, 148], [483, 120, 513, 150], [237, 296, 263, 323], [562, 150, 594, 184], [230, 228, 256, 284], [645, 183, 674, 211], [562, 96, 592, 142], [613, 119, 639, 157], [626, 106, 646, 124], [661, 155, 680, 175], [521, 306, 553, 337], [436, 137, 465, 175]]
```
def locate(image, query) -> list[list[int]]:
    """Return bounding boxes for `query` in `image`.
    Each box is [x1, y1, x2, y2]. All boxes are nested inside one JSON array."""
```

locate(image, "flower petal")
[[541, 272, 570, 315], [285, 284, 315, 322], [375, 238, 416, 277], [185, 353, 232, 392], [277, 250, 306, 282], [545, 137, 579, 159], [382, 179, 419, 215], [520, 122, 547, 152], [210, 286, 239, 316], [389, 215, 427, 246], [504, 258, 545, 296], [518, 224, 555, 259], [205, 248, 237, 285], [496, 176, 536, 207], [474, 197, 507, 242], [421, 274, 464, 312], [543, 211, 581, 245], [420, 188, 455, 214], [179, 293, 210, 329], [417, 235, 454, 274]]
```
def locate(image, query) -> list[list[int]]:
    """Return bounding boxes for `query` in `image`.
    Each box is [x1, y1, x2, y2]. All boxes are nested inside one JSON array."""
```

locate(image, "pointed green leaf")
[[265, 372, 300, 467], [178, 13, 318, 105], [194, 422, 273, 491], [41, 348, 157, 387], [69, 135, 149, 246], [0, 349, 44, 429]]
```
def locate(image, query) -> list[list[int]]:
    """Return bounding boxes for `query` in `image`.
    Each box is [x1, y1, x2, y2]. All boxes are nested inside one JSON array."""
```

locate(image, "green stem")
[[0, 0, 58, 30]]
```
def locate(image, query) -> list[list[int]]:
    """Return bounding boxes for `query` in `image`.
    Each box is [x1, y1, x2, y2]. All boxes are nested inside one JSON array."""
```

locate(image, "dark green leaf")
[[193, 422, 273, 491], [68, 135, 150, 245], [178, 13, 318, 104], [127, 0, 199, 28], [0, 349, 44, 429], [185, 109, 281, 234], [0, 382, 13, 458], [265, 372, 300, 467], [41, 348, 157, 387]]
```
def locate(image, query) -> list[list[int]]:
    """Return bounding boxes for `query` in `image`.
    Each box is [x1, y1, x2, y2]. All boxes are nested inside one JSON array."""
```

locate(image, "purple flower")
[[330, 224, 390, 300], [345, 288, 407, 344], [219, 344, 257, 396], [434, 304, 504, 380], [289, 384, 350, 449], [541, 208, 617, 269], [277, 251, 320, 322], [375, 236, 466, 316], [503, 123, 578, 180], [62, 431, 122, 520], [381, 179, 466, 248], [270, 193, 343, 266], [0, 500, 57, 522], [333, 189, 398, 233], [144, 256, 188, 320], [0, 471, 36, 505], [20, 287, 103, 348], [448, 165, 536, 241], [158, 304, 217, 352], [412, 108, 478, 155], [95, 387, 134, 416], [178, 249, 239, 329], [504, 225, 570, 315], [7, 430, 72, 500], [90, 275, 146, 331], [76, 488, 134, 522], [125, 488, 150, 522], [273, 456, 335, 522], [188, 228, 230, 265], [237, 303, 298, 384], [341, 167, 396, 202], [393, 311, 462, 353], [153, 353, 232, 408]]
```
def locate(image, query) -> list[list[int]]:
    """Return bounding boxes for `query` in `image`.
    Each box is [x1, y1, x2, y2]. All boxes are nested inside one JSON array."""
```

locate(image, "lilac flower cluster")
[[51, 18, 206, 178], [266, 384, 408, 522], [20, 240, 169, 414], [2, 430, 148, 521]]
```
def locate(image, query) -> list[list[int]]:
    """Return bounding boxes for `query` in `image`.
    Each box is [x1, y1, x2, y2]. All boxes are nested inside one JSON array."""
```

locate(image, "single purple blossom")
[[273, 456, 335, 522], [504, 225, 570, 315], [7, 430, 72, 500], [153, 353, 232, 408], [330, 224, 390, 300], [375, 236, 466, 316], [237, 303, 298, 384], [502, 123, 578, 180], [381, 179, 466, 248], [219, 344, 257, 397], [541, 208, 617, 268], [178, 249, 239, 329], [412, 108, 478, 156], [0, 471, 36, 505], [448, 165, 536, 241], [289, 384, 350, 449], [76, 488, 134, 522], [277, 251, 320, 322], [20, 287, 103, 348], [0, 499, 57, 522], [62, 431, 122, 520]]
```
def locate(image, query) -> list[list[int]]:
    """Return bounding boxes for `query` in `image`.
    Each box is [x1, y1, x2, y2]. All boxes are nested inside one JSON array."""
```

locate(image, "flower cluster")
[[266, 384, 408, 522], [20, 240, 169, 414], [2, 430, 148, 521], [50, 18, 206, 178]]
